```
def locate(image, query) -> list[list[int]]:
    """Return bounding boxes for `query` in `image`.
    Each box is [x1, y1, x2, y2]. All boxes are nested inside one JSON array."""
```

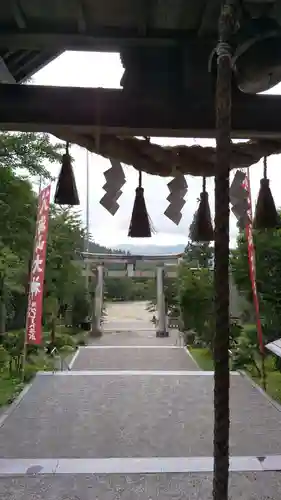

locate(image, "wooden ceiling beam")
[[0, 83, 281, 139], [0, 58, 15, 83], [0, 30, 206, 50], [11, 0, 26, 30], [76, 0, 87, 33], [137, 0, 153, 35], [198, 0, 219, 36]]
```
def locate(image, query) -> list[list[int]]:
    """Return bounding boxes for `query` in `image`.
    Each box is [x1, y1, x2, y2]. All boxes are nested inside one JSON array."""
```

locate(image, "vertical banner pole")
[[85, 150, 90, 290], [244, 169, 266, 390], [22, 185, 51, 381]]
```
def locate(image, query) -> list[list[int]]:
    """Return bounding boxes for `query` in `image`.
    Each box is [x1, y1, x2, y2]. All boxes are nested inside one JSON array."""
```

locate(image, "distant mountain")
[[85, 241, 186, 256], [87, 240, 125, 255], [116, 244, 186, 255]]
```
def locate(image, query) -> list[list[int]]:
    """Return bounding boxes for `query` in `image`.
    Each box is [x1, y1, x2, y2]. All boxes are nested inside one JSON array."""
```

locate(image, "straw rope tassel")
[[54, 142, 80, 205], [190, 176, 214, 242], [253, 156, 278, 229], [128, 170, 152, 238]]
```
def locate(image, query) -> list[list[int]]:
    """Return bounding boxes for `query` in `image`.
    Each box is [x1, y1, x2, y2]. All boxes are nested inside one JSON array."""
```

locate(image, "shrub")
[[49, 332, 76, 350], [231, 324, 262, 376], [0, 345, 9, 372], [72, 290, 91, 327], [230, 319, 243, 344], [23, 356, 55, 382], [76, 334, 87, 346]]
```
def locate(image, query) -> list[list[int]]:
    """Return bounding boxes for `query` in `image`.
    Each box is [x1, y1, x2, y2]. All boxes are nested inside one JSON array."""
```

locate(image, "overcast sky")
[[32, 51, 281, 249]]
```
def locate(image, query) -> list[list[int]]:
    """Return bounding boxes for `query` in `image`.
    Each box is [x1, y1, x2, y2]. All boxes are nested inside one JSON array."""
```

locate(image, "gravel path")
[[1, 372, 281, 459], [1, 472, 281, 500], [1, 300, 281, 498], [90, 329, 179, 346], [72, 346, 197, 371]]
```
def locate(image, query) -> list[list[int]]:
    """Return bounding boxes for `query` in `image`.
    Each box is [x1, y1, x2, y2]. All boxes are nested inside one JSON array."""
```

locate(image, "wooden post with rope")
[[213, 2, 238, 500]]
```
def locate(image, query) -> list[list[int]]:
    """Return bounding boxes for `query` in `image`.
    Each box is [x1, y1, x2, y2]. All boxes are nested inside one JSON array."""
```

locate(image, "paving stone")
[[1, 472, 281, 500], [72, 346, 197, 371], [89, 329, 179, 346], [103, 321, 154, 331], [1, 373, 281, 459]]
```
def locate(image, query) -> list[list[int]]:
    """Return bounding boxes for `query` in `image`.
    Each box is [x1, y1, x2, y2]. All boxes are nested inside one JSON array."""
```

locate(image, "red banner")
[[243, 173, 264, 353], [26, 185, 51, 344]]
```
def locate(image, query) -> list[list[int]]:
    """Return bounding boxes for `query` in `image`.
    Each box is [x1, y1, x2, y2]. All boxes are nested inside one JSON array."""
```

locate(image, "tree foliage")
[[183, 211, 214, 268], [105, 276, 157, 303], [231, 226, 281, 342], [179, 265, 214, 346], [0, 132, 88, 339], [0, 167, 37, 259], [0, 132, 62, 179], [0, 131, 156, 341], [231, 324, 262, 377], [184, 241, 214, 269], [45, 207, 86, 303]]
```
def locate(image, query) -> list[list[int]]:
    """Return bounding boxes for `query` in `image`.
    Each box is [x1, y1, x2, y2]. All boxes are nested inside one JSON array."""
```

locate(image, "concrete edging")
[[182, 350, 281, 412], [0, 381, 34, 430], [184, 346, 201, 369], [36, 369, 239, 376], [0, 346, 81, 430], [78, 345, 185, 349], [1, 455, 281, 475], [68, 346, 81, 369], [239, 369, 281, 413]]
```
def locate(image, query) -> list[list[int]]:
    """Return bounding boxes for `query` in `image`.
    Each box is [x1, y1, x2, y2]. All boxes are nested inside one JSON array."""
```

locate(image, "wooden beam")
[[11, 0, 26, 29], [1, 83, 281, 139], [198, 0, 219, 36], [80, 254, 180, 264], [81, 269, 177, 278], [137, 0, 153, 35], [76, 0, 87, 33], [0, 58, 15, 83], [0, 29, 204, 51]]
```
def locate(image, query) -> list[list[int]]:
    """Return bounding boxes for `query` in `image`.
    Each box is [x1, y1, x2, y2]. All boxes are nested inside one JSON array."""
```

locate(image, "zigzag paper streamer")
[[99, 159, 125, 215], [164, 175, 187, 225]]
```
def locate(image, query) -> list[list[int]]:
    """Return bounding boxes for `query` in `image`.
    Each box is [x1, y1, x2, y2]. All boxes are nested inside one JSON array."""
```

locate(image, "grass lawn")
[[0, 326, 88, 409], [251, 370, 281, 404], [0, 372, 23, 408], [248, 356, 281, 404], [261, 371, 281, 404], [189, 347, 214, 370], [190, 347, 281, 405]]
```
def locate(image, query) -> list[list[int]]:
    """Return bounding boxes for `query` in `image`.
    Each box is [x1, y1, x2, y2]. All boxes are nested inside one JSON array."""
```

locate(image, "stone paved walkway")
[[72, 345, 197, 371], [1, 328, 281, 499], [90, 328, 178, 345]]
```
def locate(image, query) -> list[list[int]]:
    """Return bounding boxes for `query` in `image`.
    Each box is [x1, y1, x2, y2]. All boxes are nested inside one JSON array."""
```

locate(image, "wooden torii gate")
[[79, 252, 181, 337]]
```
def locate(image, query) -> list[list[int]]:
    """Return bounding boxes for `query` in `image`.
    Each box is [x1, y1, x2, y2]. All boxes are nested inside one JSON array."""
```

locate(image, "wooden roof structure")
[[2, 1, 281, 177], [0, 0, 227, 65], [0, 0, 216, 85]]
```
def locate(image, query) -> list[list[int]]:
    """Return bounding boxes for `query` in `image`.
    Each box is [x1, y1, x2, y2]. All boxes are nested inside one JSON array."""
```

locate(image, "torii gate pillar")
[[91, 264, 104, 337], [156, 265, 168, 337]]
